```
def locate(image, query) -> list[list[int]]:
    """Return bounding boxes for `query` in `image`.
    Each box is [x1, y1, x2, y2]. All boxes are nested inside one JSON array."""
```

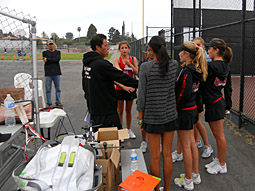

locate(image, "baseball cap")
[[0, 132, 11, 143], [204, 41, 225, 51], [47, 40, 54, 45], [174, 44, 197, 55]]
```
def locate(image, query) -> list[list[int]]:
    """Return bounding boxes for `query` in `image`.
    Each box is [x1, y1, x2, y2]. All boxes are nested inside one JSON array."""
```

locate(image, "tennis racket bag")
[[13, 136, 102, 191]]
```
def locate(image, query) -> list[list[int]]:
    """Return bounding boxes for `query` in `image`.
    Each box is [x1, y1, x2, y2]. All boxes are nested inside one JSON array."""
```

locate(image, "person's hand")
[[122, 86, 135, 93], [123, 58, 132, 67], [43, 57, 47, 62], [226, 110, 230, 115]]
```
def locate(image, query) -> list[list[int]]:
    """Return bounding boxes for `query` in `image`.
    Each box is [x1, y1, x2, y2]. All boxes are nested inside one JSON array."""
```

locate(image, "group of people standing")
[[82, 34, 232, 191]]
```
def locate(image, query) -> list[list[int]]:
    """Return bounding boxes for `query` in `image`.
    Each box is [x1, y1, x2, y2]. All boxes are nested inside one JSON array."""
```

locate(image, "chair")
[[37, 80, 46, 108], [14, 73, 46, 108], [39, 108, 75, 140], [14, 73, 32, 100]]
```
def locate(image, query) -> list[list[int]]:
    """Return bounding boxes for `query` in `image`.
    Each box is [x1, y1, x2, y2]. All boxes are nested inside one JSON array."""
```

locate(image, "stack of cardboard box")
[[94, 127, 129, 191]]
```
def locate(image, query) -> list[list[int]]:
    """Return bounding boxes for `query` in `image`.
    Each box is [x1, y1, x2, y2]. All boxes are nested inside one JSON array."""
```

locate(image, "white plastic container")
[[4, 94, 16, 126], [130, 149, 138, 172]]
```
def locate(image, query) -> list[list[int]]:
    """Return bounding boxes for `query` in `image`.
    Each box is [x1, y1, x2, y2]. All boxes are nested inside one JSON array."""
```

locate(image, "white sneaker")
[[128, 129, 136, 139], [174, 176, 194, 190], [159, 187, 164, 191], [207, 161, 227, 174], [196, 140, 203, 149], [140, 141, 147, 153], [172, 150, 183, 162], [180, 173, 201, 185], [201, 145, 213, 158], [205, 157, 219, 169]]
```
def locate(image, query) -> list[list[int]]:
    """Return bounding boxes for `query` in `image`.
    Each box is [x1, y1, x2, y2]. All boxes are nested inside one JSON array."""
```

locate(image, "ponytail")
[[148, 36, 170, 77], [223, 46, 233, 64], [211, 38, 233, 64], [192, 47, 208, 81], [157, 45, 170, 77]]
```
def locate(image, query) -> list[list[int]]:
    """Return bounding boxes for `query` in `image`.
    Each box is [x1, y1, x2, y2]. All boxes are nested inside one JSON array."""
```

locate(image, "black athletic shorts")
[[143, 118, 178, 134], [91, 113, 122, 132], [178, 109, 198, 130], [197, 102, 204, 113], [116, 90, 137, 100], [205, 98, 226, 122]]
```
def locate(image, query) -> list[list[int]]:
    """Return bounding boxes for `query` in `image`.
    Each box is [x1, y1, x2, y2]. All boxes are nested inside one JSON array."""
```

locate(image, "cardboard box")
[[96, 144, 120, 191], [0, 88, 24, 103], [94, 127, 129, 146], [94, 127, 128, 191]]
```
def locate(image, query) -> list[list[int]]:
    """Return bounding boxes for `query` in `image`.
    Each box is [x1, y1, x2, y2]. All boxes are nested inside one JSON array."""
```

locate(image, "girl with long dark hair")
[[137, 36, 178, 191]]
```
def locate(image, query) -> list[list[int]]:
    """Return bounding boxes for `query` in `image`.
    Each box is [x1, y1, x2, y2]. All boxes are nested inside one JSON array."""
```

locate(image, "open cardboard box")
[[94, 127, 129, 190], [94, 127, 129, 147], [96, 143, 120, 191]]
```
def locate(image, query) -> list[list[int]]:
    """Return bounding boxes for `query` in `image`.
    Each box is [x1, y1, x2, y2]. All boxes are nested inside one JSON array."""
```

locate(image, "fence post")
[[193, 0, 196, 39], [239, 0, 246, 128], [171, 0, 174, 58], [31, 24, 40, 132]]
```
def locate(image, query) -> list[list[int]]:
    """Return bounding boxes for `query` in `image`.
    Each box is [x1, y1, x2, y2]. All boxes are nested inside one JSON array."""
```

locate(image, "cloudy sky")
[[1, 0, 252, 40], [0, 0, 172, 39]]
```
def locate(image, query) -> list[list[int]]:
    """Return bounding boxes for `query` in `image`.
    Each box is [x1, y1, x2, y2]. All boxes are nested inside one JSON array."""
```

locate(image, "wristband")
[[138, 119, 143, 125]]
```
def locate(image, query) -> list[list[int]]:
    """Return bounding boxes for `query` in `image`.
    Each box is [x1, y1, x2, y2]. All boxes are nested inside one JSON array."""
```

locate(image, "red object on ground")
[[0, 56, 3, 60]]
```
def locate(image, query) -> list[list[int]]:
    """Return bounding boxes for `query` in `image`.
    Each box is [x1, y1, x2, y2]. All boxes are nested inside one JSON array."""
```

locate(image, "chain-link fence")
[[130, 0, 255, 128], [0, 6, 41, 187], [0, 6, 40, 128]]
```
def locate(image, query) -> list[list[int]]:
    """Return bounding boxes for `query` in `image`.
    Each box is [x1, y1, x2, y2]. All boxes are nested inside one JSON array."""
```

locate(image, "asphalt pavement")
[[1, 51, 255, 191]]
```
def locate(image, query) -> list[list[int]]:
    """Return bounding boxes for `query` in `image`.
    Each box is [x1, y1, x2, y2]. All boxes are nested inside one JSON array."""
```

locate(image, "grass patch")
[[0, 52, 113, 61]]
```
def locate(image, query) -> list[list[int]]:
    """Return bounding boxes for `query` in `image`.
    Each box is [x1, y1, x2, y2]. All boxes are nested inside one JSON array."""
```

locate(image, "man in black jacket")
[[43, 40, 62, 107], [82, 34, 138, 131]]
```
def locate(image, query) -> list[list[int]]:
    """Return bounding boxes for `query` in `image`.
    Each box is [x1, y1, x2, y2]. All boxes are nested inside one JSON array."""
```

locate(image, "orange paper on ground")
[[118, 170, 161, 191]]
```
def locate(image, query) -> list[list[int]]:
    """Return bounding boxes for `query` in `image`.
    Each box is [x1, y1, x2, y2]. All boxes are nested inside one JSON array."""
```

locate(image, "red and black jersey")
[[201, 60, 232, 110], [176, 64, 203, 110]]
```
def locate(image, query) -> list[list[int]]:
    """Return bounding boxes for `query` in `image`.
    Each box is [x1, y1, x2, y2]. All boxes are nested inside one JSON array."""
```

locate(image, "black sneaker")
[[56, 103, 63, 107], [47, 103, 52, 108]]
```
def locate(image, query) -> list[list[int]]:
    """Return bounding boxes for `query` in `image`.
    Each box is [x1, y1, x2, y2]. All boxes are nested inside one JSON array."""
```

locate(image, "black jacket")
[[176, 64, 203, 110], [201, 60, 232, 110], [82, 52, 138, 115], [42, 50, 61, 76]]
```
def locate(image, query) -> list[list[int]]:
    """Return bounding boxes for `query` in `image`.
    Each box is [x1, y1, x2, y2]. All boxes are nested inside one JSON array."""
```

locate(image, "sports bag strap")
[[12, 162, 51, 191], [52, 136, 79, 190]]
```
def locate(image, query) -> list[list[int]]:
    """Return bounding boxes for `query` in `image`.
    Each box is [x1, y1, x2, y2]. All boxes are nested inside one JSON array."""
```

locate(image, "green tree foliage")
[[108, 27, 115, 43], [51, 32, 59, 42], [41, 31, 49, 39], [87, 24, 97, 40], [112, 29, 121, 43], [0, 29, 3, 37], [65, 32, 73, 40]]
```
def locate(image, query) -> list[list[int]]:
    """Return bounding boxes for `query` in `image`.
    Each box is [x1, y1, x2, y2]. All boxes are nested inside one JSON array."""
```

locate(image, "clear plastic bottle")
[[130, 149, 138, 172], [4, 94, 16, 126]]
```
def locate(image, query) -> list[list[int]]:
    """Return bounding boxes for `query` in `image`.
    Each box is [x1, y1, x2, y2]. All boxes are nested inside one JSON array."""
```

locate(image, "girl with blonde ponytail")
[[174, 41, 207, 190]]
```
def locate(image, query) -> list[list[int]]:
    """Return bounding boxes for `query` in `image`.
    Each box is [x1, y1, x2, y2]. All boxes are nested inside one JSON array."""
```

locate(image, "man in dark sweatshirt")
[[82, 34, 138, 132], [42, 40, 62, 107]]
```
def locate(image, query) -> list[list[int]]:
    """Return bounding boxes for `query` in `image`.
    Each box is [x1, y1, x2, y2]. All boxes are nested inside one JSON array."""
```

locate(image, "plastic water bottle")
[[130, 149, 138, 172], [4, 94, 16, 126]]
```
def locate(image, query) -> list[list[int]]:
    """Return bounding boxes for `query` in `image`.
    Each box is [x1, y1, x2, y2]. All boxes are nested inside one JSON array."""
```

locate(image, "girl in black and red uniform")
[[113, 41, 138, 139], [174, 41, 208, 190], [202, 38, 232, 175]]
